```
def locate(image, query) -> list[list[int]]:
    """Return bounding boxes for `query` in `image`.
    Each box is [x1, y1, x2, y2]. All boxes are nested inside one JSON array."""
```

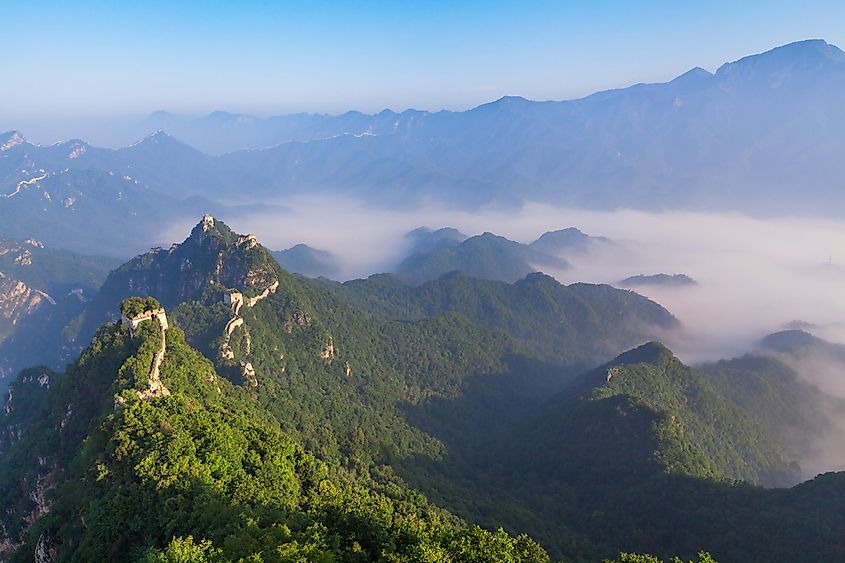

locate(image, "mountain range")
[[0, 239, 119, 379], [1, 39, 845, 260], [2, 216, 845, 561], [272, 226, 611, 284], [3, 37, 845, 563]]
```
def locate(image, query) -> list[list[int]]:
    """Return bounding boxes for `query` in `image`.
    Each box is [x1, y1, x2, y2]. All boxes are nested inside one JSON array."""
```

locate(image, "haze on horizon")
[[3, 0, 845, 145]]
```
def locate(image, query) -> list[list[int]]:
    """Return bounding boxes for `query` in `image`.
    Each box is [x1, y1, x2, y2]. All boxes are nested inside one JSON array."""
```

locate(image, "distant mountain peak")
[[495, 95, 530, 104], [147, 110, 174, 120], [533, 227, 588, 241], [518, 271, 558, 285], [670, 66, 714, 85], [0, 131, 26, 152], [715, 38, 845, 79], [188, 213, 238, 245], [530, 227, 610, 255], [207, 110, 258, 124], [208, 110, 240, 119], [759, 329, 825, 351], [125, 129, 175, 148], [124, 129, 203, 155], [619, 273, 697, 288], [405, 226, 467, 244], [774, 38, 843, 55], [477, 231, 507, 240], [612, 341, 675, 366], [472, 95, 533, 113], [147, 129, 173, 141]]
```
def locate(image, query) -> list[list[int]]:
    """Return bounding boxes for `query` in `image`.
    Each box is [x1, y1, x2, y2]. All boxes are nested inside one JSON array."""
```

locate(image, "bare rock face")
[[241, 361, 257, 388], [238, 234, 258, 249], [34, 531, 57, 563], [0, 462, 57, 560], [0, 239, 46, 268], [1, 368, 54, 455], [292, 309, 312, 327], [0, 273, 53, 330], [25, 465, 58, 534], [201, 213, 215, 231], [319, 336, 335, 361], [0, 131, 25, 152], [13, 250, 32, 266], [128, 215, 280, 306]]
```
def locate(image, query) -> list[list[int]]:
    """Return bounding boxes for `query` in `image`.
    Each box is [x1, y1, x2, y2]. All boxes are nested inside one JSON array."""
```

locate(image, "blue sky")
[[2, 0, 844, 119]]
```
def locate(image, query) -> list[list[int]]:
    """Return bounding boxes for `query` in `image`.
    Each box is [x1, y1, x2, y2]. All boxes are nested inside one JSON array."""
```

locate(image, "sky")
[[1, 0, 845, 120]]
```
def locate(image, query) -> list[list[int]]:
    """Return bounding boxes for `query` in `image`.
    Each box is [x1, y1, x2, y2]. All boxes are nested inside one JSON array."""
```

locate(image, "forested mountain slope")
[[394, 232, 570, 285], [407, 342, 845, 561], [0, 240, 120, 383], [325, 271, 676, 364], [0, 300, 548, 561], [56, 216, 674, 467], [2, 217, 844, 562]]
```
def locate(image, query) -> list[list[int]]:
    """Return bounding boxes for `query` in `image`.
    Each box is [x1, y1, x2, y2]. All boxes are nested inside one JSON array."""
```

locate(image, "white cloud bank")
[[164, 197, 845, 364]]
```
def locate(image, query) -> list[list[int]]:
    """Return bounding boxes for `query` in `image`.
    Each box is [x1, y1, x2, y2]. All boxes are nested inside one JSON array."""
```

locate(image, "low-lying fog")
[[161, 196, 845, 479], [163, 197, 845, 367]]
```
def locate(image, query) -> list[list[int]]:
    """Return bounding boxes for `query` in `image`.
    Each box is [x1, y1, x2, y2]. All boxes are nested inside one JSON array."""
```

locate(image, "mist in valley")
[[164, 197, 845, 361], [158, 196, 845, 481]]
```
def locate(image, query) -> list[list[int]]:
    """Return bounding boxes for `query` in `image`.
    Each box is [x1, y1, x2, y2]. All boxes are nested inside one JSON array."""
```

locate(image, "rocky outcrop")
[[238, 234, 259, 249], [241, 361, 257, 388], [34, 531, 57, 563], [14, 250, 32, 266], [0, 460, 60, 558], [200, 213, 215, 232], [1, 369, 53, 454], [0, 273, 54, 329], [292, 308, 312, 327], [320, 336, 335, 361], [116, 216, 277, 312], [0, 131, 25, 152]]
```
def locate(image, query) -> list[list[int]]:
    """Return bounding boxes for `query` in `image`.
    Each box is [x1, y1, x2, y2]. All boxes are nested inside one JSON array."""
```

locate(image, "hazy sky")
[[2, 0, 845, 119]]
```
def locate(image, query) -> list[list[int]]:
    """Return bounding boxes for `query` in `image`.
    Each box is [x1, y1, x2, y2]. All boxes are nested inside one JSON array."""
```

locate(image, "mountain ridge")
[[3, 216, 845, 561], [4, 39, 845, 219]]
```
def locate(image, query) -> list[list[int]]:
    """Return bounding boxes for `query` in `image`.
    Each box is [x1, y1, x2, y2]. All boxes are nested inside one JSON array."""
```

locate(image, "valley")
[[1, 21, 844, 561], [2, 216, 843, 561]]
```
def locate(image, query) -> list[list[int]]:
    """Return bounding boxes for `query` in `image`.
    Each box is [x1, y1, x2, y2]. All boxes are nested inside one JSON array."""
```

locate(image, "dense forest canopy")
[[1, 217, 843, 562]]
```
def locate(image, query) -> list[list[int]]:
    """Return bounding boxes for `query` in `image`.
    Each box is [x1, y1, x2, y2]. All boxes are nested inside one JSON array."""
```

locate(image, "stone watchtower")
[[122, 308, 169, 337]]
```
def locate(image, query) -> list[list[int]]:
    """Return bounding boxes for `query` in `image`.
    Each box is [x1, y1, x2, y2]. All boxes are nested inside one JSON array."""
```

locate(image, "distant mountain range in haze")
[[2, 38, 845, 256], [269, 226, 613, 284]]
